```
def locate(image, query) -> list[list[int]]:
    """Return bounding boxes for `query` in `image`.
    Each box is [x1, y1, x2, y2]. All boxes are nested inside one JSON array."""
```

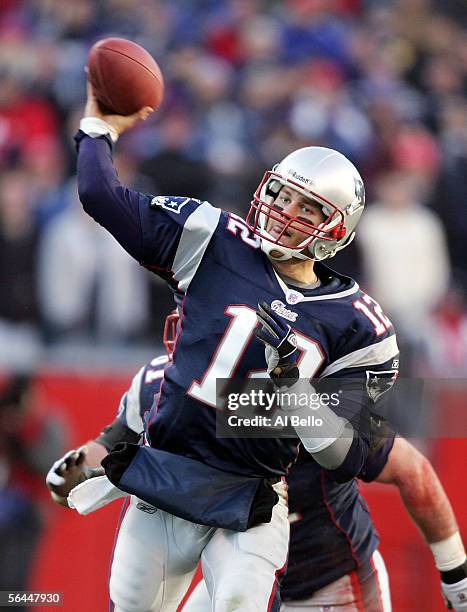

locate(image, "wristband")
[[80, 117, 119, 143], [441, 560, 467, 584], [430, 531, 466, 572]]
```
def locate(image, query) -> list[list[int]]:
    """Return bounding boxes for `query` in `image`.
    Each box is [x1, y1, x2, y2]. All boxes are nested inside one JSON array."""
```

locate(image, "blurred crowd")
[[0, 0, 466, 374]]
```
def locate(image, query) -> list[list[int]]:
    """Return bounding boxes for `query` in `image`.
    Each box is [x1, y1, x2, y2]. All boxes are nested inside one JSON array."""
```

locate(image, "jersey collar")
[[270, 261, 359, 304]]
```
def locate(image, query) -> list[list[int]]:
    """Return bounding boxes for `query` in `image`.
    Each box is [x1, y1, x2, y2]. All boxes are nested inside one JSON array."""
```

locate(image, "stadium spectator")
[[0, 71, 60, 170], [421, 287, 467, 378], [138, 110, 212, 201], [357, 170, 450, 355], [0, 169, 38, 326], [430, 98, 467, 291]]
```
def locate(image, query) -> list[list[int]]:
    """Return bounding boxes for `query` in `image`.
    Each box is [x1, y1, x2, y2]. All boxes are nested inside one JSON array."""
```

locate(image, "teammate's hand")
[[255, 302, 299, 383], [84, 81, 153, 136], [442, 563, 467, 610], [46, 446, 104, 507]]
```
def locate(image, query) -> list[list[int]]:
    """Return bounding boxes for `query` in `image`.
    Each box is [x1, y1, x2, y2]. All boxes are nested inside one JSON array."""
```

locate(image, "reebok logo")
[[136, 502, 157, 514]]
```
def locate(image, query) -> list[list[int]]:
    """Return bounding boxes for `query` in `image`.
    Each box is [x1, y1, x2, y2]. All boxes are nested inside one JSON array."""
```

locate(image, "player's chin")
[[277, 234, 306, 250]]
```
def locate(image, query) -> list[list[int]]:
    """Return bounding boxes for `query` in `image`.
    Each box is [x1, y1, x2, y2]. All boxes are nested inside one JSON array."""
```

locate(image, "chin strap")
[[260, 235, 314, 262]]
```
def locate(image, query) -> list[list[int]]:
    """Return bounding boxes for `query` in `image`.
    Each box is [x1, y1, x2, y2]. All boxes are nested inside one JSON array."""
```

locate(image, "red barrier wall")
[[29, 371, 130, 612], [22, 372, 465, 611]]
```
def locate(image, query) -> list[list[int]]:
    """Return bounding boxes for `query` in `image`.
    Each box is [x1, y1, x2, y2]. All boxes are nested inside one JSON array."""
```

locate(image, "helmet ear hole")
[[265, 179, 282, 198]]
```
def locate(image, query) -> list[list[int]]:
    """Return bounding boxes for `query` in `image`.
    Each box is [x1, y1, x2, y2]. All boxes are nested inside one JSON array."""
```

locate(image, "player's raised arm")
[[75, 81, 153, 262], [76, 81, 222, 294]]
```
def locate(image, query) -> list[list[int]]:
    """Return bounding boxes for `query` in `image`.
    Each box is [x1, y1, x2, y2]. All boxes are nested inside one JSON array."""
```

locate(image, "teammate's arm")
[[46, 363, 147, 508], [45, 416, 144, 508], [377, 437, 459, 544], [376, 437, 467, 610]]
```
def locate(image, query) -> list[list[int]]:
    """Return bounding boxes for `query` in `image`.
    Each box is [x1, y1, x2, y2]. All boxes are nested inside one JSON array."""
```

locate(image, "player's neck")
[[271, 258, 318, 286]]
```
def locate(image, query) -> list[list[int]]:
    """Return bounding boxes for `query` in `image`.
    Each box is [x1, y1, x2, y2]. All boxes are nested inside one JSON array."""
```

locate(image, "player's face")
[[266, 186, 326, 248]]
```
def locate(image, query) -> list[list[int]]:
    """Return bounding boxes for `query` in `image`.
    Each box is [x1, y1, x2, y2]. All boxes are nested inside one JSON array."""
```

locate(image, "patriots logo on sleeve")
[[365, 370, 399, 403], [151, 196, 198, 214]]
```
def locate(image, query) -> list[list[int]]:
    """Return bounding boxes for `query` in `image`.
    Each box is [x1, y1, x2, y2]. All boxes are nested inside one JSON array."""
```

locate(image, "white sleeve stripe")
[[116, 393, 127, 420], [321, 335, 399, 378], [173, 202, 221, 292], [121, 366, 145, 433], [150, 355, 170, 367]]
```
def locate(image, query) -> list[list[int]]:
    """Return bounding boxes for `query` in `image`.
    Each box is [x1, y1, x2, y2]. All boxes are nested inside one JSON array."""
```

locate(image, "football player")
[[46, 312, 466, 611], [73, 85, 404, 611]]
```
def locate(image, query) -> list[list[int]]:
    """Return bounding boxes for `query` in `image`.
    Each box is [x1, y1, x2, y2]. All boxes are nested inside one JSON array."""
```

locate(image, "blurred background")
[[0, 0, 465, 610]]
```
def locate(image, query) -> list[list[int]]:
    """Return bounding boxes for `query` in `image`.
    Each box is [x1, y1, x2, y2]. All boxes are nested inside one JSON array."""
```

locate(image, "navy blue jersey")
[[77, 134, 399, 480], [282, 419, 395, 599]]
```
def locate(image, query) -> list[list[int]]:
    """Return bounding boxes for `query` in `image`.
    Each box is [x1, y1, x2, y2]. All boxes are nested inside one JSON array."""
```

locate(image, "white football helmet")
[[246, 147, 365, 261]]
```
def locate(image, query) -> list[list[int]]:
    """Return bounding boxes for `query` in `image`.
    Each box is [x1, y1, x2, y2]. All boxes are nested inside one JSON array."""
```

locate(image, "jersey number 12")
[[188, 305, 324, 408]]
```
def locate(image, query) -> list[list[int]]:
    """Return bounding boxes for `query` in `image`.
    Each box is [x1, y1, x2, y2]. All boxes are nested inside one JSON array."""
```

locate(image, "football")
[[87, 37, 164, 115]]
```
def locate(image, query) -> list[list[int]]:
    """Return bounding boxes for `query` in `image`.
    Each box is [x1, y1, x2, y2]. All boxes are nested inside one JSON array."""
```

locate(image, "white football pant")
[[110, 481, 289, 612], [184, 549, 391, 612]]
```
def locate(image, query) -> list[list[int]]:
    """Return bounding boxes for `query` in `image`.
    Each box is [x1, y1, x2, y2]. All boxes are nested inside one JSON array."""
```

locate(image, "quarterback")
[[74, 85, 403, 611]]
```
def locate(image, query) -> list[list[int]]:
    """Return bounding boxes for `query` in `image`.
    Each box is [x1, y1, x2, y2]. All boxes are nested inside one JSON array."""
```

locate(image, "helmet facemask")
[[163, 310, 179, 356], [246, 170, 347, 262]]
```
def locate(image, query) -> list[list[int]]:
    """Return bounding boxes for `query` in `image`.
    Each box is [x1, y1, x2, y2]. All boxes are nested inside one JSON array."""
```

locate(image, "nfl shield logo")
[[286, 290, 303, 305]]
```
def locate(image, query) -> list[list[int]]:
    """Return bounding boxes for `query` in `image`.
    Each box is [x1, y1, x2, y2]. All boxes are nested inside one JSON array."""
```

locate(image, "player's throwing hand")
[[84, 81, 153, 138]]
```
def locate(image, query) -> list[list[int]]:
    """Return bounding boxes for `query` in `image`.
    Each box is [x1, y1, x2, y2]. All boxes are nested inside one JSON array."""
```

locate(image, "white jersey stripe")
[[273, 268, 360, 302], [372, 550, 392, 611], [298, 283, 360, 302], [121, 366, 145, 434], [173, 202, 221, 292], [321, 335, 399, 378]]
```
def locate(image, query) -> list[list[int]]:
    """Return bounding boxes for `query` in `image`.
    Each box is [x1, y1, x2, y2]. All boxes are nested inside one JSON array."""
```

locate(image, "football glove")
[[255, 302, 299, 384], [46, 446, 104, 507], [442, 561, 467, 610]]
